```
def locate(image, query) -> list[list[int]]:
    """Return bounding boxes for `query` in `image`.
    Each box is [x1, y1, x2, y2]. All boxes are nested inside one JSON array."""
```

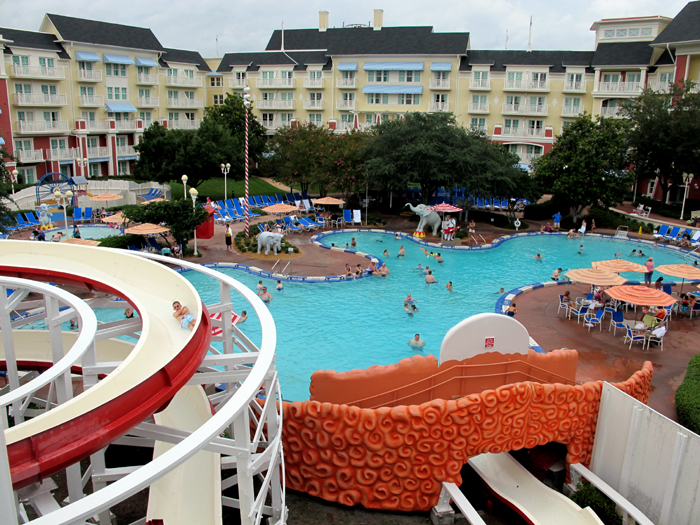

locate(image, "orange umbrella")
[[656, 264, 700, 293], [101, 212, 128, 224], [592, 259, 647, 273], [312, 196, 345, 205], [262, 203, 299, 214], [90, 193, 123, 202], [605, 285, 677, 307], [61, 238, 101, 246], [565, 268, 627, 286], [124, 223, 170, 235], [139, 197, 165, 205]]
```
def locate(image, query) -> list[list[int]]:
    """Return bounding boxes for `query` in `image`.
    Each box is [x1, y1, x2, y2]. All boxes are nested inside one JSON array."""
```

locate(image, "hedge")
[[583, 206, 654, 234], [98, 234, 147, 250], [523, 200, 561, 221], [676, 353, 700, 435], [467, 209, 529, 231], [570, 481, 622, 525]]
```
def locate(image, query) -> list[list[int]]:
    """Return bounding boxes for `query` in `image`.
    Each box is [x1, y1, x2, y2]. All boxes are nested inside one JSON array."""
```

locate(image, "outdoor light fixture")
[[221, 162, 231, 200], [243, 86, 251, 237], [190, 187, 199, 256], [181, 174, 188, 200], [680, 173, 694, 221]]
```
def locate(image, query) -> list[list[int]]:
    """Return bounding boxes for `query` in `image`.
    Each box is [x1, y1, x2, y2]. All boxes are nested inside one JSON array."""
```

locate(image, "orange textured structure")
[[282, 361, 653, 511]]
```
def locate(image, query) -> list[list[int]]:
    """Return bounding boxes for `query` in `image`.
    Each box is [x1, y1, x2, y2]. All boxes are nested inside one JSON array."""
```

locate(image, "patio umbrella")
[[592, 259, 647, 274], [655, 264, 700, 293], [262, 203, 298, 215], [565, 268, 628, 286], [429, 203, 463, 214], [61, 238, 100, 246], [139, 197, 165, 205], [312, 196, 345, 205], [101, 212, 128, 224], [90, 193, 123, 205], [125, 223, 170, 235], [605, 285, 677, 307]]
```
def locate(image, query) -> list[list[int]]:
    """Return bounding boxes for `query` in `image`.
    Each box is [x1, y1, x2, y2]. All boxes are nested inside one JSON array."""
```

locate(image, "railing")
[[524, 153, 542, 161], [13, 93, 67, 106], [86, 120, 112, 131], [16, 149, 45, 162], [469, 79, 490, 89], [337, 78, 357, 88], [430, 79, 451, 89], [116, 145, 136, 156], [167, 97, 204, 108], [257, 99, 295, 110], [136, 73, 159, 84], [256, 78, 295, 88], [12, 64, 65, 80], [650, 82, 672, 93], [336, 100, 356, 110], [468, 102, 488, 113], [561, 106, 584, 117], [114, 120, 139, 130], [229, 78, 248, 88], [564, 80, 587, 92], [336, 121, 370, 131], [303, 99, 324, 109], [166, 76, 203, 87], [502, 127, 545, 137], [137, 96, 160, 107], [16, 120, 69, 133], [262, 120, 278, 130], [504, 80, 524, 90], [504, 80, 549, 91], [502, 103, 548, 116], [595, 81, 642, 93], [46, 148, 80, 161], [600, 106, 624, 118], [527, 80, 550, 91], [77, 69, 103, 82], [79, 95, 104, 106], [433, 483, 487, 525], [169, 119, 201, 130], [87, 146, 109, 157], [429, 102, 450, 112], [303, 78, 324, 88]]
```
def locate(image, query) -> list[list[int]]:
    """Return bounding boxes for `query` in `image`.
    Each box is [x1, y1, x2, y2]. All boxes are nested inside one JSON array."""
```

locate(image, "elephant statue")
[[257, 232, 284, 255], [404, 203, 441, 238], [38, 203, 53, 229]]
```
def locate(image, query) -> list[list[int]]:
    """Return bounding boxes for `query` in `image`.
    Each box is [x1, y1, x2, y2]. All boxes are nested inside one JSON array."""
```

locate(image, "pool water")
[[184, 233, 692, 401], [51, 226, 121, 240]]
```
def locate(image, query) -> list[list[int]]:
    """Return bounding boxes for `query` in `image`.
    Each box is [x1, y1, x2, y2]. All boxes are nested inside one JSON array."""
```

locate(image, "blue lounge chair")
[[653, 225, 669, 238], [217, 200, 227, 210], [283, 216, 301, 233], [73, 208, 83, 222], [343, 209, 352, 226], [674, 228, 693, 244], [14, 214, 32, 229], [285, 193, 295, 204], [275, 193, 285, 204], [301, 191, 310, 201], [293, 192, 302, 202], [2, 219, 19, 231], [583, 309, 605, 331], [662, 284, 673, 296], [663, 226, 680, 242], [624, 326, 646, 349], [83, 207, 93, 223], [24, 213, 40, 226], [609, 311, 625, 335], [257, 223, 267, 234], [253, 196, 264, 207], [233, 200, 259, 218], [127, 245, 139, 251], [261, 195, 272, 206], [299, 217, 319, 230], [147, 237, 162, 252]]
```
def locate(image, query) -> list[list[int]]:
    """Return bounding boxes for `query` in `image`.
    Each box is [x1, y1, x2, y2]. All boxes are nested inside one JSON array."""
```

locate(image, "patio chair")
[[298, 217, 319, 230], [147, 237, 162, 253], [73, 208, 83, 222], [624, 326, 646, 349], [688, 230, 700, 246], [568, 303, 589, 324], [247, 196, 257, 208], [653, 225, 669, 239], [603, 300, 618, 319], [645, 328, 665, 351], [293, 192, 302, 202], [557, 295, 568, 315], [261, 195, 272, 206], [83, 207, 94, 223], [275, 193, 285, 204], [343, 209, 352, 226], [640, 206, 652, 218], [283, 216, 301, 233], [663, 226, 681, 242], [301, 191, 310, 201], [3, 218, 19, 231], [353, 210, 362, 225], [311, 214, 325, 227], [257, 223, 268, 234], [253, 196, 265, 207], [331, 214, 344, 228], [14, 214, 32, 229], [609, 311, 626, 335], [673, 228, 693, 244], [583, 309, 605, 331], [233, 200, 259, 218], [285, 193, 295, 204], [301, 199, 314, 213], [690, 301, 700, 319], [23, 213, 40, 226]]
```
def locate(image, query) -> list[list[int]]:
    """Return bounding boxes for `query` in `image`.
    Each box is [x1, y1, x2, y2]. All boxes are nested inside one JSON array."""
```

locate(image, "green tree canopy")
[[532, 114, 632, 222], [121, 200, 208, 247]]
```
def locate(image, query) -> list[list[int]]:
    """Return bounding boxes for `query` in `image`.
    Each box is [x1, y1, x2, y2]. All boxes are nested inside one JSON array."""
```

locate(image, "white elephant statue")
[[257, 232, 284, 255], [404, 203, 441, 238], [38, 204, 52, 229]]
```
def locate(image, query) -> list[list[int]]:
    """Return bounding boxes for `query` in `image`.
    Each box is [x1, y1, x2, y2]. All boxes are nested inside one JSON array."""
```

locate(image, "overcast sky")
[[2, 0, 692, 58]]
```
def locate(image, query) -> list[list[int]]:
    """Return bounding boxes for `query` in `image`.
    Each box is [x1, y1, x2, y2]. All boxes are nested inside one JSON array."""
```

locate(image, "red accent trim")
[[675, 55, 688, 87], [0, 266, 211, 490]]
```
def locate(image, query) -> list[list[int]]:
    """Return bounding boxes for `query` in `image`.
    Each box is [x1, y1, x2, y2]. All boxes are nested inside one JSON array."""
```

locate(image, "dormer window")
[[604, 30, 615, 38], [616, 29, 627, 37]]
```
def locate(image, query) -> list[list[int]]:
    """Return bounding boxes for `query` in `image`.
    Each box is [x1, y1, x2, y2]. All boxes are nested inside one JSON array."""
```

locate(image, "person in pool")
[[435, 253, 444, 263], [408, 334, 426, 348], [405, 303, 419, 313], [173, 301, 195, 332], [276, 280, 284, 291], [124, 308, 135, 319], [256, 280, 264, 290], [257, 287, 273, 304], [397, 246, 406, 257], [445, 281, 453, 291], [532, 253, 543, 260], [404, 294, 416, 308], [415, 264, 423, 271], [578, 244, 585, 254], [495, 287, 506, 294], [238, 310, 248, 324], [351, 237, 357, 248], [395, 232, 401, 240], [425, 270, 438, 283], [383, 249, 390, 256], [378, 263, 391, 276], [551, 268, 562, 281]]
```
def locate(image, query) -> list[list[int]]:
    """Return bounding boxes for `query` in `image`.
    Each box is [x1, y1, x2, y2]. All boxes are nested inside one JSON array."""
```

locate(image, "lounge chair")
[[83, 207, 94, 223], [609, 311, 625, 335], [298, 217, 319, 230], [293, 192, 302, 202], [261, 195, 272, 206], [283, 216, 301, 233], [674, 228, 693, 244], [353, 210, 362, 225], [233, 200, 259, 218], [275, 193, 285, 204], [285, 193, 295, 204], [568, 303, 589, 323], [689, 230, 700, 246], [214, 212, 227, 224], [73, 207, 83, 222], [127, 245, 139, 251], [14, 214, 32, 229], [301, 199, 314, 213], [663, 226, 681, 242], [24, 213, 40, 226], [147, 237, 162, 253], [624, 326, 646, 349], [653, 225, 669, 238], [247, 196, 256, 207], [257, 223, 268, 234], [640, 206, 652, 218], [583, 309, 605, 331], [2, 219, 19, 231], [139, 188, 163, 201], [301, 191, 310, 201], [253, 196, 264, 207], [343, 209, 352, 226]]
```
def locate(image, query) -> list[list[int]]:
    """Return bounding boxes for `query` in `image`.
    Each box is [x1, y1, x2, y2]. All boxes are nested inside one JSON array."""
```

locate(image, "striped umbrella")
[[592, 259, 647, 274], [655, 264, 700, 293], [605, 285, 677, 307], [428, 203, 463, 213], [565, 268, 628, 286]]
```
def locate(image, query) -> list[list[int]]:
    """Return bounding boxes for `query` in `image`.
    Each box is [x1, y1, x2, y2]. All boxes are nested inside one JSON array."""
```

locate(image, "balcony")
[[13, 93, 67, 106], [262, 120, 278, 130], [337, 121, 371, 131], [303, 99, 324, 110], [304, 78, 324, 88], [229, 78, 248, 88], [561, 106, 584, 117], [137, 97, 160, 107], [430, 79, 451, 90], [16, 149, 45, 163], [257, 99, 295, 110], [337, 78, 357, 88], [502, 103, 548, 116], [168, 119, 201, 130], [86, 120, 112, 131], [79, 95, 104, 107], [469, 79, 491, 90], [649, 82, 672, 93], [136, 73, 159, 85], [600, 107, 626, 118], [468, 102, 489, 113], [524, 153, 542, 162], [504, 80, 550, 91], [116, 145, 136, 156], [87, 146, 109, 157], [166, 76, 203, 87], [429, 102, 450, 112], [46, 148, 79, 161], [563, 81, 587, 93], [501, 127, 545, 138], [256, 78, 295, 88], [12, 64, 65, 80], [336, 100, 356, 110], [77, 69, 103, 82], [114, 120, 139, 130], [166, 97, 204, 108], [16, 120, 69, 133], [594, 82, 642, 95]]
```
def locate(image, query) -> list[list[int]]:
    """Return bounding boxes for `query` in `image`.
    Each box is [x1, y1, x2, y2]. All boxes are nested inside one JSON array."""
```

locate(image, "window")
[[107, 87, 128, 100], [367, 93, 388, 104], [140, 111, 152, 123], [506, 95, 521, 107], [602, 99, 618, 108], [185, 112, 196, 121], [81, 111, 96, 122], [87, 137, 98, 148], [184, 69, 195, 78], [365, 114, 374, 124], [80, 86, 95, 97], [137, 66, 150, 75], [44, 111, 60, 122], [213, 94, 224, 105], [604, 29, 615, 38], [16, 167, 35, 184], [342, 92, 355, 102], [342, 71, 355, 79], [504, 118, 519, 131], [435, 71, 449, 81], [39, 57, 55, 70], [89, 164, 100, 178], [641, 28, 652, 36], [341, 114, 350, 124], [562, 121, 573, 130], [628, 28, 640, 37], [434, 93, 447, 104], [168, 69, 178, 78], [474, 71, 488, 81], [15, 139, 31, 151], [368, 70, 388, 82], [309, 113, 323, 125], [169, 112, 179, 121], [564, 97, 581, 107], [399, 71, 421, 82], [602, 73, 620, 83], [471, 94, 487, 106], [616, 29, 627, 37], [168, 90, 178, 100], [398, 94, 420, 105], [529, 96, 545, 106], [11, 55, 29, 68], [262, 92, 274, 101], [210, 76, 222, 87], [14, 83, 31, 94], [184, 91, 195, 99], [507, 72, 523, 86], [138, 88, 151, 98], [115, 136, 127, 148], [118, 161, 129, 175], [309, 71, 322, 80], [470, 118, 486, 130], [107, 112, 129, 121], [262, 113, 274, 125], [627, 73, 641, 84], [309, 92, 322, 101], [17, 111, 34, 122], [280, 113, 293, 124], [281, 71, 293, 79], [41, 85, 57, 98], [528, 119, 544, 133], [105, 64, 126, 76], [106, 64, 112, 76], [78, 61, 92, 71], [280, 92, 293, 101], [532, 72, 547, 82], [50, 138, 67, 150]]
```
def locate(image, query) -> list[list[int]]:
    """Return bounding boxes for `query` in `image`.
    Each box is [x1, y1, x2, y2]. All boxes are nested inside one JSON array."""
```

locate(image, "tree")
[[622, 82, 700, 204], [121, 200, 208, 247], [532, 114, 632, 222], [0, 147, 17, 234]]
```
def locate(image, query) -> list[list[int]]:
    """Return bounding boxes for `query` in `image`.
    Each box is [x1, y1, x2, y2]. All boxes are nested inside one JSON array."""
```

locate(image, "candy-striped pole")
[[243, 86, 251, 237]]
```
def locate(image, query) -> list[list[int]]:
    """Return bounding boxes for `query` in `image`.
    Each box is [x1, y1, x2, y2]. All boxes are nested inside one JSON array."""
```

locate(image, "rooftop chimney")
[[374, 9, 383, 31], [319, 11, 329, 32]]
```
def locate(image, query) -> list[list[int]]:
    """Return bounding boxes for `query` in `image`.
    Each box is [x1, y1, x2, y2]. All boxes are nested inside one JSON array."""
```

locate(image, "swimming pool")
[[50, 226, 121, 240], [184, 232, 694, 401]]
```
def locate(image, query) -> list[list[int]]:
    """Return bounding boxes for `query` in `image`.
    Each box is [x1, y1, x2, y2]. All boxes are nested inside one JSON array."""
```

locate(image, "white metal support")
[[658, 432, 688, 525], [0, 414, 19, 525], [618, 406, 643, 496], [233, 403, 254, 520]]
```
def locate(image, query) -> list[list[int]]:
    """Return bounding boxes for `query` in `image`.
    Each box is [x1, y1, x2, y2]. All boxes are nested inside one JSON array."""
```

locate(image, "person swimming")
[[445, 281, 453, 291], [532, 253, 543, 260], [408, 333, 426, 348], [275, 280, 284, 291], [397, 246, 406, 257], [435, 253, 444, 263], [405, 303, 419, 314]]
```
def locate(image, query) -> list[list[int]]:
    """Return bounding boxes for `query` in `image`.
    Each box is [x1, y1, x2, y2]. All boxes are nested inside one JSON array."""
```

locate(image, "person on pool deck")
[[408, 333, 426, 347], [591, 219, 597, 233], [425, 270, 438, 284], [552, 268, 562, 280], [124, 308, 134, 319], [238, 310, 248, 324], [173, 301, 195, 332], [579, 220, 587, 236], [276, 280, 284, 291], [655, 277, 664, 290], [445, 281, 453, 291], [562, 291, 573, 311], [345, 264, 354, 279], [506, 303, 517, 317], [355, 264, 364, 277], [540, 223, 553, 233], [436, 253, 444, 263], [257, 287, 274, 304], [553, 211, 562, 231], [397, 246, 406, 257], [532, 253, 543, 260]]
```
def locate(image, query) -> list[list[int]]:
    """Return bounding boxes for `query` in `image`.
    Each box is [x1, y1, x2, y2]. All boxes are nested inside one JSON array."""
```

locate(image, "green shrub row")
[[570, 481, 622, 525], [466, 210, 529, 231], [523, 200, 561, 221], [98, 234, 147, 250], [583, 206, 654, 234], [676, 353, 700, 435], [233, 229, 299, 254]]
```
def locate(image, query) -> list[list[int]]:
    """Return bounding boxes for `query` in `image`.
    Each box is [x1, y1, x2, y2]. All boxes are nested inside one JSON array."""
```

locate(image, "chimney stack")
[[319, 11, 329, 32], [374, 9, 383, 31]]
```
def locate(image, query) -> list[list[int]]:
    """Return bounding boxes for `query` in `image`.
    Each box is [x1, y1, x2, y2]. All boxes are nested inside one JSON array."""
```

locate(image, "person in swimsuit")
[[408, 333, 426, 348], [173, 301, 195, 332], [276, 280, 284, 291], [495, 287, 506, 294], [405, 303, 419, 313], [238, 310, 248, 324], [383, 249, 390, 256], [435, 253, 444, 263], [378, 263, 391, 276], [506, 303, 517, 317], [551, 268, 562, 281], [351, 237, 357, 248], [395, 232, 401, 240], [256, 280, 264, 290], [404, 294, 416, 308], [257, 287, 273, 304], [124, 308, 135, 319], [397, 246, 405, 257], [445, 281, 453, 291], [355, 264, 364, 277], [532, 253, 543, 260], [425, 270, 438, 283]]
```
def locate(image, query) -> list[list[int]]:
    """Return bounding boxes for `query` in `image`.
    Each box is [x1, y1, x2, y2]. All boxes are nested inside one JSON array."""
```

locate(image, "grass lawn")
[[168, 177, 291, 202]]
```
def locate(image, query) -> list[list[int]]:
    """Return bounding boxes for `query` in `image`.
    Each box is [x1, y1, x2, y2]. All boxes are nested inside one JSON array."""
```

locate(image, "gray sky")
[[2, 0, 691, 58]]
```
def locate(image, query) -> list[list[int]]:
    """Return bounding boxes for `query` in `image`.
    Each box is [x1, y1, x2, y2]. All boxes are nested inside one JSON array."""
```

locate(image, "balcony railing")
[[336, 100, 356, 110], [114, 120, 140, 130], [600, 107, 625, 118], [303, 99, 324, 109], [79, 95, 104, 106], [502, 103, 548, 116], [527, 81, 550, 91], [257, 99, 295, 110], [12, 64, 65, 80], [469, 79, 491, 90], [167, 97, 204, 108], [429, 102, 450, 112], [16, 120, 69, 133], [262, 120, 278, 130], [256, 78, 295, 88], [304, 78, 324, 88], [502, 127, 545, 137], [561, 106, 584, 117], [116, 145, 136, 156], [649, 82, 672, 93], [504, 80, 524, 90], [16, 149, 44, 163], [563, 80, 587, 92], [430, 79, 451, 89], [524, 153, 542, 161], [168, 119, 201, 130], [87, 146, 109, 157], [504, 80, 550, 91], [166, 76, 203, 87], [46, 148, 80, 161], [595, 81, 642, 94], [86, 120, 112, 131], [137, 97, 160, 107], [136, 73, 159, 85], [337, 121, 371, 131], [229, 78, 248, 88], [468, 102, 489, 113], [13, 93, 67, 106], [77, 69, 103, 82], [337, 78, 357, 88]]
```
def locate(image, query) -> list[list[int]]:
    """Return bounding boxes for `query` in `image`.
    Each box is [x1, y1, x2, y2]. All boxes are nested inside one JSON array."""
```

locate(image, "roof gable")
[[161, 48, 211, 71], [461, 50, 594, 72], [592, 41, 654, 66], [0, 27, 70, 58], [652, 1, 700, 45], [46, 13, 163, 51], [216, 51, 330, 72]]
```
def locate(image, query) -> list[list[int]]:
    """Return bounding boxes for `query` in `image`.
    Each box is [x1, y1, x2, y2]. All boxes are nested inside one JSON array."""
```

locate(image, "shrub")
[[469, 210, 529, 230], [523, 200, 561, 221], [367, 215, 385, 226], [583, 206, 654, 234], [676, 354, 700, 435], [570, 481, 622, 525], [98, 234, 147, 250]]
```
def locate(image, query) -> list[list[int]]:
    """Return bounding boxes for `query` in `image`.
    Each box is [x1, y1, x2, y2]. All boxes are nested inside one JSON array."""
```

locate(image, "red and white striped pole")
[[243, 86, 251, 237]]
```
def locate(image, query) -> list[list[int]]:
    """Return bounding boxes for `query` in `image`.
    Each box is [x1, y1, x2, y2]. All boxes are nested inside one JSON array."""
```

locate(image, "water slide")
[[0, 240, 217, 522], [468, 452, 604, 525]]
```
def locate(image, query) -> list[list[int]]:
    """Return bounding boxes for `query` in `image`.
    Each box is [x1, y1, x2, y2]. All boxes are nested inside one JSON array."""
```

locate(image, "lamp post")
[[680, 172, 694, 221], [77, 157, 89, 177], [221, 162, 231, 201], [243, 86, 251, 237], [190, 187, 198, 256], [181, 174, 188, 200]]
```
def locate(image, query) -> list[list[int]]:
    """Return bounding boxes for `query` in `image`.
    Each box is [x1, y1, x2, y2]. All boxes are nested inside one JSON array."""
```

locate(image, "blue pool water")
[[51, 226, 121, 240], [184, 233, 693, 401]]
